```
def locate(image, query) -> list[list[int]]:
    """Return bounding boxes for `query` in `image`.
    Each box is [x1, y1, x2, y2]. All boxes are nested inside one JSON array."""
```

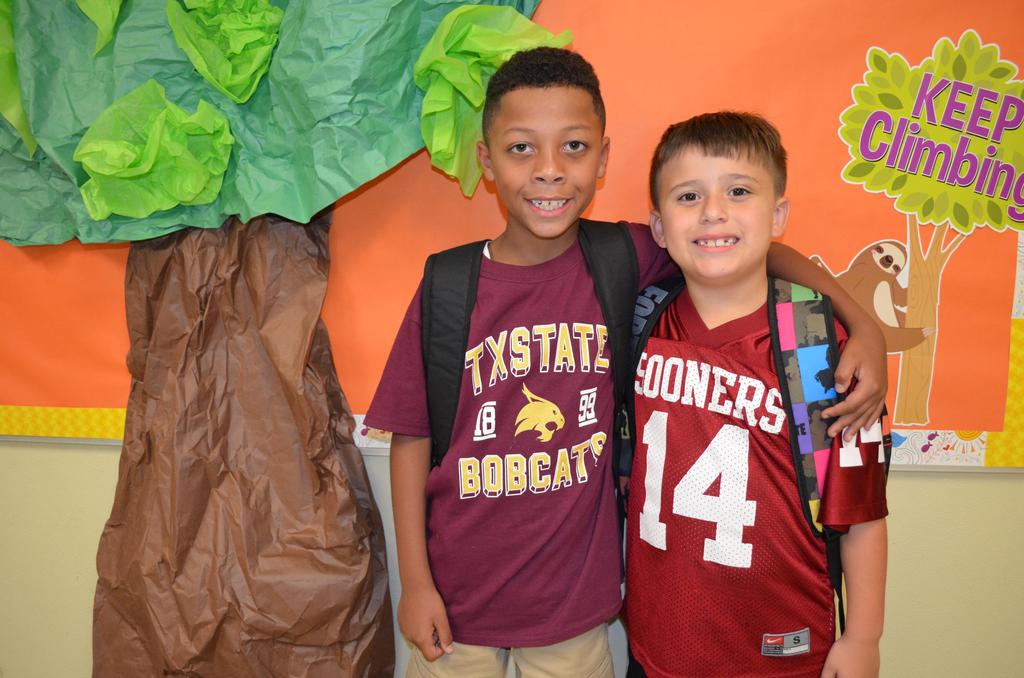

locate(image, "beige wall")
[[1, 440, 1021, 678]]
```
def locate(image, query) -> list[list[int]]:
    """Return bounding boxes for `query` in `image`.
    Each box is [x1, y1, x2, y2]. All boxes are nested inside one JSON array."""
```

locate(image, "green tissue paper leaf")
[[414, 5, 571, 196], [1, 0, 540, 245], [75, 0, 122, 54], [167, 0, 284, 104], [0, 0, 35, 154], [73, 80, 234, 220], [0, 121, 78, 245]]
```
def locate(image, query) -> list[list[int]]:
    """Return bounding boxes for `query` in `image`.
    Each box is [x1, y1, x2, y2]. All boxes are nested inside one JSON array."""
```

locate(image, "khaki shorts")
[[406, 623, 613, 678]]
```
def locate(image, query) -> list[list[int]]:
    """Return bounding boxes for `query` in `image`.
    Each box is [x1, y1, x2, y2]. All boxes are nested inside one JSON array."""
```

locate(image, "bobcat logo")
[[514, 384, 565, 442]]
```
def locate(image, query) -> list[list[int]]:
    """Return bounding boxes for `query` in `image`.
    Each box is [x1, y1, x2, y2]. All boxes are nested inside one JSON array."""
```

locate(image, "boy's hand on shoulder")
[[820, 634, 880, 678], [398, 582, 454, 662], [823, 327, 887, 441]]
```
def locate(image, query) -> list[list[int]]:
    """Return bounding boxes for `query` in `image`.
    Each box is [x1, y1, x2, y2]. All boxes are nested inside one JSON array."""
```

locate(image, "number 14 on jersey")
[[638, 411, 757, 569]]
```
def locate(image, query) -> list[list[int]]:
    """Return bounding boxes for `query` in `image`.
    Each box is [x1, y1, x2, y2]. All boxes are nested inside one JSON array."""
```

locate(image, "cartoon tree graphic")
[[839, 30, 1024, 425]]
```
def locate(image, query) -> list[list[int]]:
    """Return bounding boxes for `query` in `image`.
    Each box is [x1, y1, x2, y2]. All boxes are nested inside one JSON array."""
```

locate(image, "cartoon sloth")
[[811, 240, 932, 353]]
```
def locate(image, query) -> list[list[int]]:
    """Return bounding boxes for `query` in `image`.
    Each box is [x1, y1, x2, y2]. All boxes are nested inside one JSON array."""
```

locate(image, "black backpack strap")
[[577, 219, 639, 404], [880, 406, 893, 473], [421, 240, 487, 468], [619, 276, 688, 481], [577, 219, 640, 499], [825, 530, 846, 634]]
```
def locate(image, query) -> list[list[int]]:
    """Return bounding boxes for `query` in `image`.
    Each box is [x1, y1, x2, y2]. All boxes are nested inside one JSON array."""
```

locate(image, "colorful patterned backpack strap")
[[767, 276, 857, 632], [766, 277, 844, 536]]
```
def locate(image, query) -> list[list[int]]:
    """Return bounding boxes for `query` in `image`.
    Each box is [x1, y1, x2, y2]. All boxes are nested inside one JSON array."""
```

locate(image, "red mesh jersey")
[[625, 290, 887, 678]]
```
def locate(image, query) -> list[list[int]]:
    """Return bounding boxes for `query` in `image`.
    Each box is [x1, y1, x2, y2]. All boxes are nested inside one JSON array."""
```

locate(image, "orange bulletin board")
[[2, 0, 1023, 467]]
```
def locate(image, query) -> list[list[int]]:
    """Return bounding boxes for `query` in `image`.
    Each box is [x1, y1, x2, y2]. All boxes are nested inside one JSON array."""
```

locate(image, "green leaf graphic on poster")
[[73, 80, 234, 220], [75, 0, 122, 54], [166, 0, 283, 104], [840, 29, 1023, 235], [838, 29, 1024, 427], [414, 5, 572, 196]]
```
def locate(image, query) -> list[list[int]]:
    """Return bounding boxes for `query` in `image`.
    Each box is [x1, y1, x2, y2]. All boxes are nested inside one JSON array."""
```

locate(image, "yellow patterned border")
[[0, 406, 126, 440], [985, 318, 1024, 467]]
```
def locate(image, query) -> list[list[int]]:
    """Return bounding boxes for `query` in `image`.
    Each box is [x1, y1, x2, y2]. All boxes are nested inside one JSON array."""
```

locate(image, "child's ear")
[[477, 141, 495, 181], [597, 137, 611, 178], [650, 209, 668, 248], [772, 196, 790, 238]]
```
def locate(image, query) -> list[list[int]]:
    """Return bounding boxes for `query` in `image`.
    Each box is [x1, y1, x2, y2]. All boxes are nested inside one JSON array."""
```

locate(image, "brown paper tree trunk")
[[93, 213, 394, 677]]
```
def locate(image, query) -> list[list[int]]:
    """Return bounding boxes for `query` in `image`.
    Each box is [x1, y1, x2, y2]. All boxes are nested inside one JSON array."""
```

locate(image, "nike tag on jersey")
[[761, 628, 810, 656]]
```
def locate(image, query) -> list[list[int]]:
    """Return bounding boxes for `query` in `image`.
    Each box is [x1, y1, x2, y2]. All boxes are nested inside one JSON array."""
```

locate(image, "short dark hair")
[[482, 47, 606, 139], [649, 112, 788, 206]]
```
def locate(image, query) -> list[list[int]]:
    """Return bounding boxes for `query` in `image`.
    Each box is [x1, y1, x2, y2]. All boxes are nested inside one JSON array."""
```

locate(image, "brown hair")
[[649, 111, 787, 205]]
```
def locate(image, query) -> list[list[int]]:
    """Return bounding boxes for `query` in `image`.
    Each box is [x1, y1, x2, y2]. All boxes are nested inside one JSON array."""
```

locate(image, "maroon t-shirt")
[[366, 223, 675, 647], [626, 290, 888, 677]]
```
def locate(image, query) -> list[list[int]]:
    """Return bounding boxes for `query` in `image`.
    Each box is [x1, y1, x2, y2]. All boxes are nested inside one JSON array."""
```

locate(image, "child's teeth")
[[698, 238, 738, 247], [531, 199, 567, 211]]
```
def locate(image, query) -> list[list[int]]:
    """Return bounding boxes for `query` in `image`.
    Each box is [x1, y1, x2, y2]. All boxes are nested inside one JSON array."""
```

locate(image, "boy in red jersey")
[[368, 49, 888, 677], [626, 112, 887, 678]]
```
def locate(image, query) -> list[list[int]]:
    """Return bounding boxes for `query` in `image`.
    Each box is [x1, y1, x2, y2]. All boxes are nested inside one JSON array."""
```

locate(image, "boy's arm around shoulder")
[[766, 242, 887, 440], [391, 434, 454, 660], [821, 517, 887, 678]]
